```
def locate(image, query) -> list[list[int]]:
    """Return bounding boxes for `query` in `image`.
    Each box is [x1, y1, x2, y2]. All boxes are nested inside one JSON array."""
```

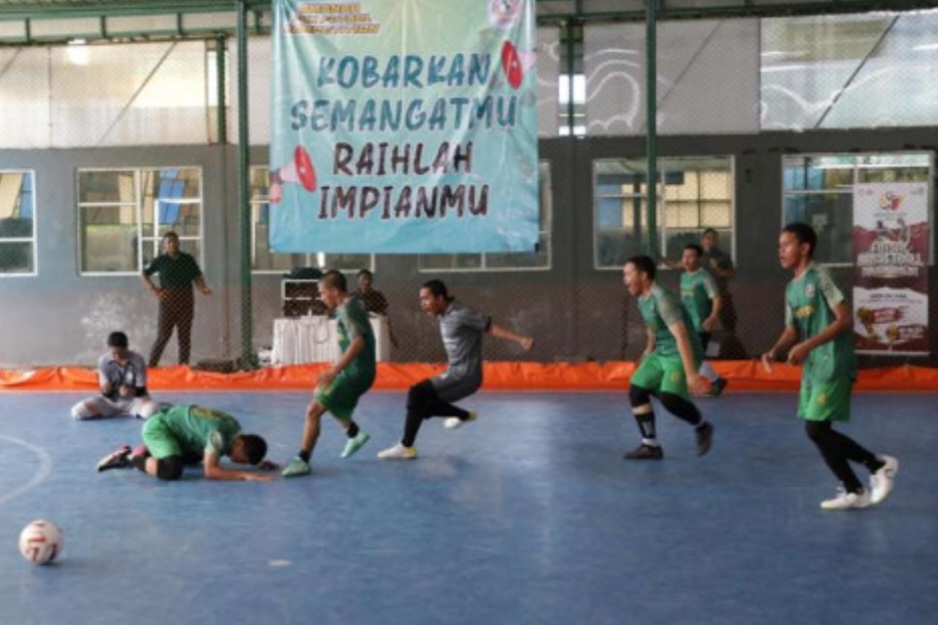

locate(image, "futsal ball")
[[18, 520, 63, 565]]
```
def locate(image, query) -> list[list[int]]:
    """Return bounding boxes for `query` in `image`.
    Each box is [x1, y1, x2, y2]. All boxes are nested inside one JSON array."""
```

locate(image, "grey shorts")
[[430, 373, 481, 403]]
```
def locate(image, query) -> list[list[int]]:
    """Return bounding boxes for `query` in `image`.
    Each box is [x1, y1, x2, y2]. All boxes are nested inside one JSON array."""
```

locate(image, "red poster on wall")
[[853, 182, 930, 355]]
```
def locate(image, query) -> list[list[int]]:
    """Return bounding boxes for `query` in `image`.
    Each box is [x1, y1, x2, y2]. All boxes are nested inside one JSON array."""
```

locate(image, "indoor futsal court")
[[3, 1, 938, 625], [1, 390, 936, 625]]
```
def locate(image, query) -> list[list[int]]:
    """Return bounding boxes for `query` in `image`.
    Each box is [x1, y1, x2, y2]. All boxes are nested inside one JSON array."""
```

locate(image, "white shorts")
[[71, 395, 158, 420]]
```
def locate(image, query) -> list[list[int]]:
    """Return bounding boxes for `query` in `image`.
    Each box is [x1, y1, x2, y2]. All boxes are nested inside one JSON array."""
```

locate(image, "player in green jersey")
[[763, 223, 898, 510], [680, 243, 728, 396], [623, 255, 713, 460], [282, 269, 377, 477], [96, 403, 276, 481]]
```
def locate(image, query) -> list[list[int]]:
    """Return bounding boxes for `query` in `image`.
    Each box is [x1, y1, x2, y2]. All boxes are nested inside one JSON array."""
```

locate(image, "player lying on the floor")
[[96, 403, 278, 482]]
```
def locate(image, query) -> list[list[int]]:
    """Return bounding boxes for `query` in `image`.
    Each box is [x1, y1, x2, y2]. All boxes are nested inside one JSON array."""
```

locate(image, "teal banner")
[[270, 0, 539, 253]]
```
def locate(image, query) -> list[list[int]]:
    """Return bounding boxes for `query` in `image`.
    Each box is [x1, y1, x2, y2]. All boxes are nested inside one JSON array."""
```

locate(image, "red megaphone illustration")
[[270, 146, 317, 204]]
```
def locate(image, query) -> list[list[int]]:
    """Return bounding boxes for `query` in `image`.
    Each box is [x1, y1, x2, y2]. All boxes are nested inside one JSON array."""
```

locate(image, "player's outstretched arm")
[[487, 322, 534, 351], [202, 452, 275, 482]]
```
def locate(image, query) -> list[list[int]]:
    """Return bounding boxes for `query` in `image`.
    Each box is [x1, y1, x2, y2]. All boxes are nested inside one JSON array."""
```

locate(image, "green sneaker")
[[341, 431, 370, 458], [281, 456, 312, 478]]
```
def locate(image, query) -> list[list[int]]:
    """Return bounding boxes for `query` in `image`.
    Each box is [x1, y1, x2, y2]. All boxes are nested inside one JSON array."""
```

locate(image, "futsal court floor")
[[1, 390, 936, 625]]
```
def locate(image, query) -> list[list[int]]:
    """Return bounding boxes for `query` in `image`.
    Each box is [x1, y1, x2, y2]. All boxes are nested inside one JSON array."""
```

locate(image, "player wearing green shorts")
[[282, 269, 376, 477], [680, 243, 728, 396], [763, 223, 897, 511], [95, 404, 276, 481], [623, 255, 713, 460]]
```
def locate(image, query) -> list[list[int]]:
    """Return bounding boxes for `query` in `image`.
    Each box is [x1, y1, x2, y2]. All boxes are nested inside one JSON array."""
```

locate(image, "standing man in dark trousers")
[[140, 231, 211, 366]]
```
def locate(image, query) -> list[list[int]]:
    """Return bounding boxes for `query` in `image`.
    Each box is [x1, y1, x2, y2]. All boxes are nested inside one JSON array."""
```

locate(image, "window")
[[0, 170, 37, 275], [782, 152, 932, 265], [593, 157, 734, 269], [249, 166, 374, 273], [78, 167, 203, 274], [418, 162, 552, 272]]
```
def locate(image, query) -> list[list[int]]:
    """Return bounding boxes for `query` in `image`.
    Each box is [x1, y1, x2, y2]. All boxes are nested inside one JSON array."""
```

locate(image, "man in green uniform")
[[140, 231, 212, 367], [624, 255, 713, 460], [680, 243, 728, 396], [763, 223, 898, 510], [96, 404, 276, 481], [282, 270, 376, 477]]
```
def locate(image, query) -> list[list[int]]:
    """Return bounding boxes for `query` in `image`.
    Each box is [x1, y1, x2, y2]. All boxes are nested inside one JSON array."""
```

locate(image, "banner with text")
[[853, 182, 930, 355], [270, 0, 538, 253]]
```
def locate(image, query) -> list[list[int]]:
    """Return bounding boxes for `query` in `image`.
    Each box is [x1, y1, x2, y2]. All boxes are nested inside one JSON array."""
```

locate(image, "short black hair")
[[107, 331, 129, 349], [684, 243, 703, 257], [782, 222, 817, 258], [421, 279, 450, 299], [357, 268, 373, 278], [238, 434, 268, 465], [320, 269, 348, 292], [162, 231, 179, 241], [702, 228, 718, 237], [626, 255, 657, 281]]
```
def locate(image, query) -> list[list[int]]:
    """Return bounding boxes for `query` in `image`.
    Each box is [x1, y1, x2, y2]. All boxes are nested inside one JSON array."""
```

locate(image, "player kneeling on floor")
[[97, 404, 277, 482]]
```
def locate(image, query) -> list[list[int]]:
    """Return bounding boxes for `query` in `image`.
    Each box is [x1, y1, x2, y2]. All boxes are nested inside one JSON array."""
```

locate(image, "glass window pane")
[[250, 167, 270, 202], [154, 202, 201, 237], [0, 242, 33, 273], [321, 253, 373, 272], [179, 239, 200, 262], [0, 172, 35, 275], [78, 170, 136, 203], [486, 234, 550, 269], [783, 193, 852, 264], [419, 254, 483, 271], [858, 167, 930, 184], [81, 206, 138, 272]]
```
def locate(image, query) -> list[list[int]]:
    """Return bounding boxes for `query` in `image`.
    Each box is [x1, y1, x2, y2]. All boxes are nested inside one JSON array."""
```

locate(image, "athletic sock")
[[637, 413, 658, 446], [347, 421, 359, 438], [298, 450, 311, 463]]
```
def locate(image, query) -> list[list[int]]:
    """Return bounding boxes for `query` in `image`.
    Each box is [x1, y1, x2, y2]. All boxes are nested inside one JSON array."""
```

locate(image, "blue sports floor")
[[1, 391, 936, 625]]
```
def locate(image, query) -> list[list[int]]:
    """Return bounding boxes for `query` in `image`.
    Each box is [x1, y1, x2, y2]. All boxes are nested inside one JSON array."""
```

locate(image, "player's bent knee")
[[71, 403, 95, 420], [406, 381, 436, 411], [804, 420, 830, 442], [156, 456, 184, 481], [629, 385, 652, 408]]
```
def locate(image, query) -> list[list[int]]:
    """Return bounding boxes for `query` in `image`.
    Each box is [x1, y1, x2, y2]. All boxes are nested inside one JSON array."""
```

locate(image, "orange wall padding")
[[1, 362, 937, 392]]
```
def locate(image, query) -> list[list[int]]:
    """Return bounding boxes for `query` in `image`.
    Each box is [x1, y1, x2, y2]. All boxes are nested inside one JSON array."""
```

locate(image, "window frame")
[[592, 156, 736, 271], [0, 169, 38, 278], [417, 160, 553, 274], [248, 165, 376, 275], [77, 166, 205, 277], [781, 151, 934, 267]]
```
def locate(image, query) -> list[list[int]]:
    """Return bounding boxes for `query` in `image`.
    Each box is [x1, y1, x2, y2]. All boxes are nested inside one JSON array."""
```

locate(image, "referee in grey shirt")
[[378, 280, 533, 460]]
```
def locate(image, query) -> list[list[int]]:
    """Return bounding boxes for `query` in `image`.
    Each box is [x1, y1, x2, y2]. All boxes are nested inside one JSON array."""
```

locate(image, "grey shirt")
[[701, 247, 734, 291], [97, 350, 148, 399], [437, 300, 491, 384]]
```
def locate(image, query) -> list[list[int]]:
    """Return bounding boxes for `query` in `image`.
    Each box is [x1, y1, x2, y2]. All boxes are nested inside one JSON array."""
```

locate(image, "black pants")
[[149, 288, 195, 366]]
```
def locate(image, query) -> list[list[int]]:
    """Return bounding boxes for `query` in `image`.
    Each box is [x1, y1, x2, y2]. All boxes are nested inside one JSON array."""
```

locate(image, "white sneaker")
[[377, 442, 417, 460], [444, 410, 477, 430], [820, 487, 871, 511], [869, 455, 899, 505]]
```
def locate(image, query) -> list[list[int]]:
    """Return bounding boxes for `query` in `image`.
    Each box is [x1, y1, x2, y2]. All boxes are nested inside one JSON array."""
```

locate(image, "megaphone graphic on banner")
[[270, 146, 317, 204], [501, 40, 535, 90]]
